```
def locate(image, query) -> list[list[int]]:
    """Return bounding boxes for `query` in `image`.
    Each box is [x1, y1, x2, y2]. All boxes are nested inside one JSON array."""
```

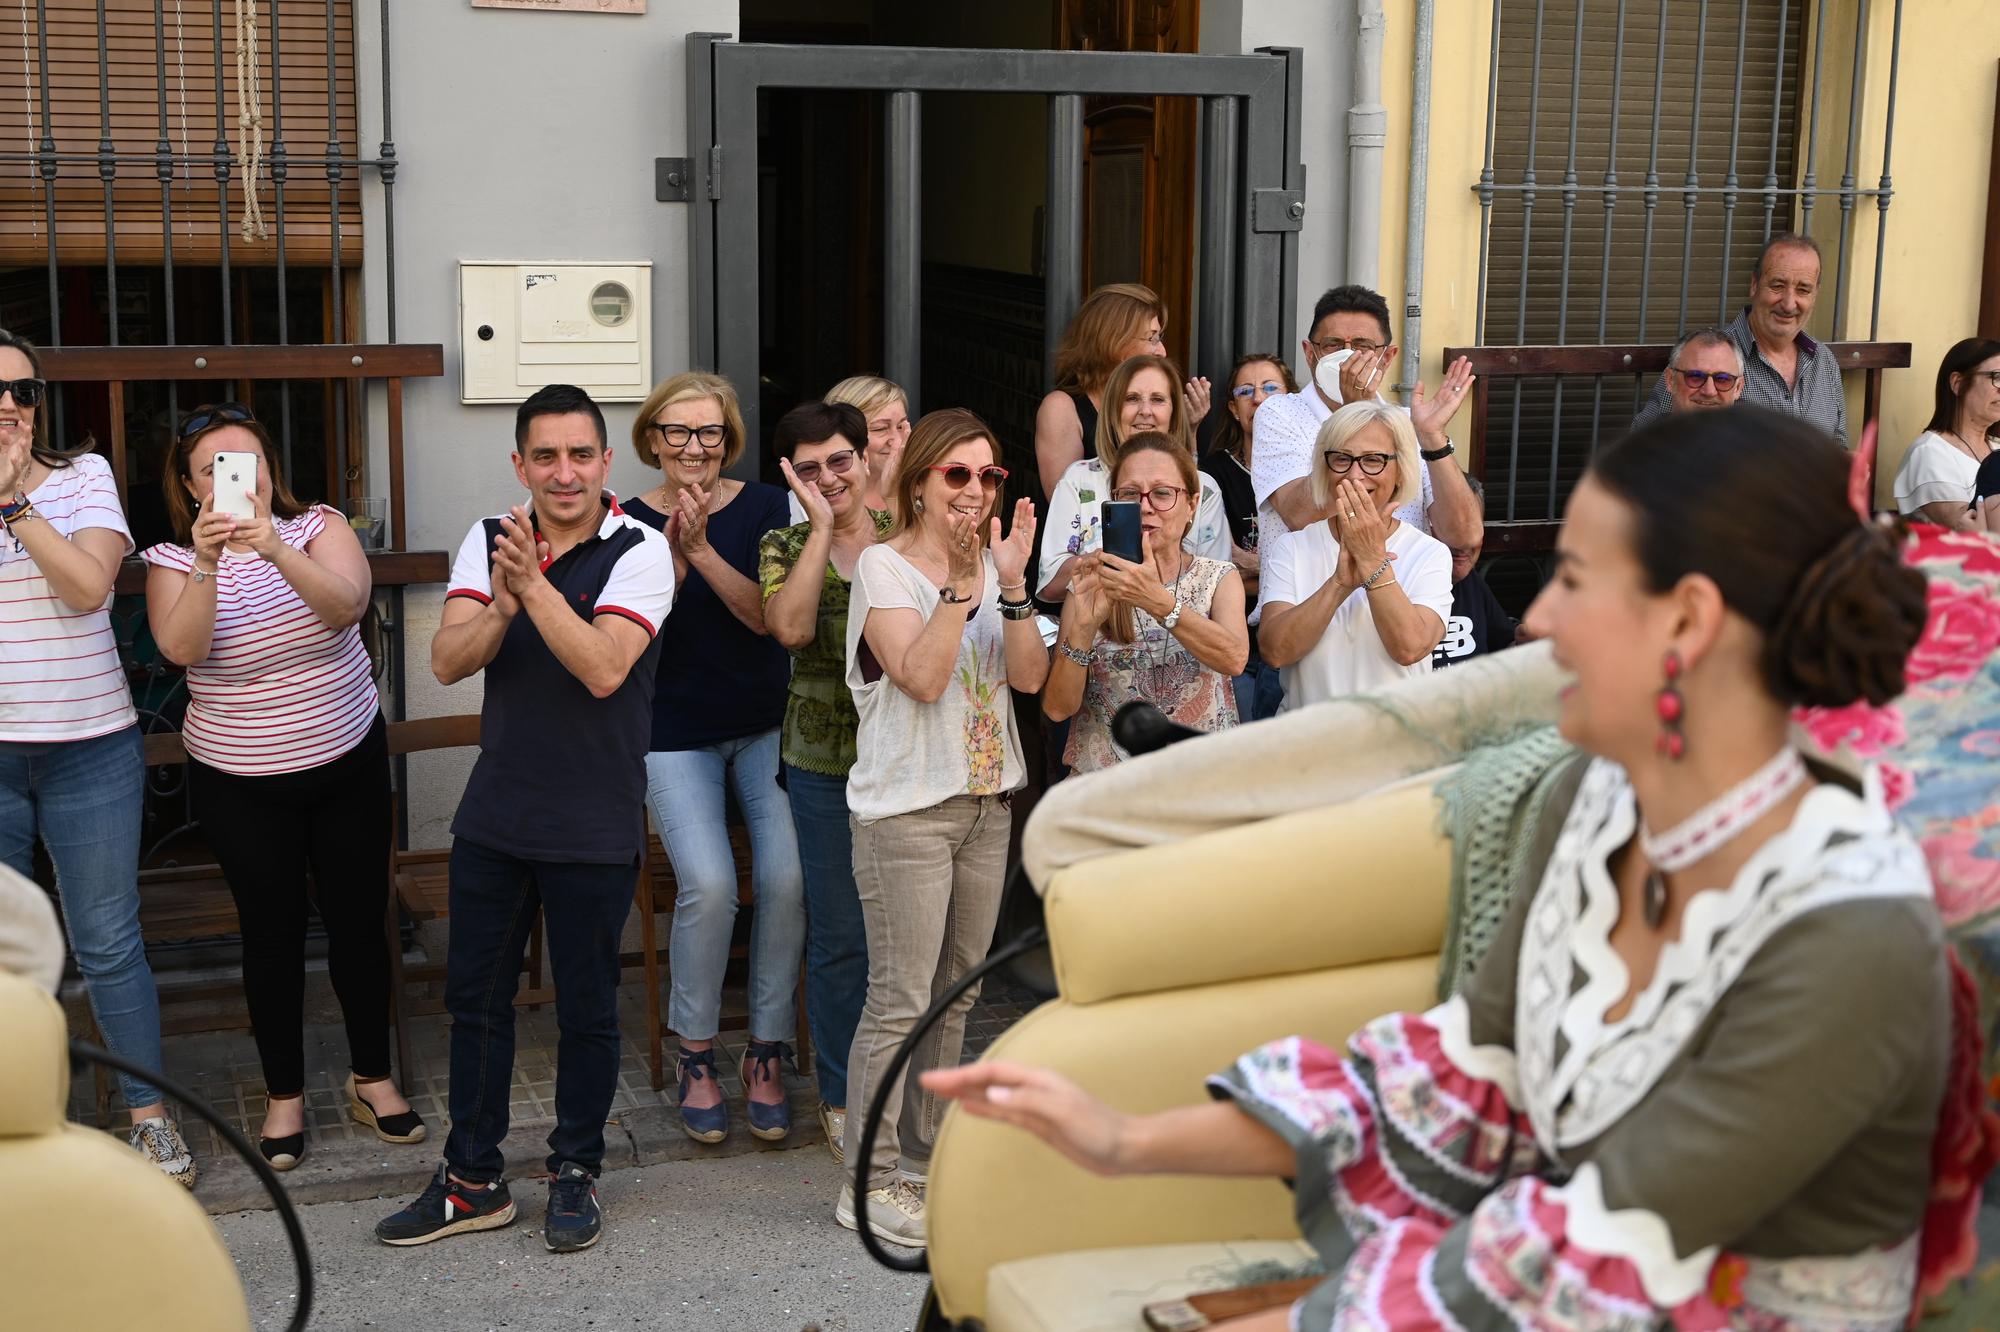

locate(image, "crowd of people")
[[0, 218, 1992, 1294]]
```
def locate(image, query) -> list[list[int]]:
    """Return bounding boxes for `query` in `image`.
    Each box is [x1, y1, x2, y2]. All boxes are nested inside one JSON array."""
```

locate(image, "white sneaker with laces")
[[834, 1178, 925, 1247], [130, 1115, 198, 1190]]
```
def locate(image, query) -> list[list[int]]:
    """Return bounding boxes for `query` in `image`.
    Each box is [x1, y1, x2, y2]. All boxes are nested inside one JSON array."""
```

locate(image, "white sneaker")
[[834, 1178, 925, 1247], [130, 1115, 198, 1190]]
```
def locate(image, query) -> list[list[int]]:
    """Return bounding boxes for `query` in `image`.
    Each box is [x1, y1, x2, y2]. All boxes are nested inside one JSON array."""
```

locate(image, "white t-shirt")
[[1260, 518, 1454, 711], [1036, 456, 1232, 596], [142, 507, 381, 775], [844, 545, 1024, 823], [0, 452, 138, 742], [1249, 387, 1435, 537], [1893, 431, 1982, 515]]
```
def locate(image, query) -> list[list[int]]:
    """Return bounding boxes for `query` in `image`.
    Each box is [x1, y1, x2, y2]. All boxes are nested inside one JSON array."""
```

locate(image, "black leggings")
[[189, 714, 394, 1095]]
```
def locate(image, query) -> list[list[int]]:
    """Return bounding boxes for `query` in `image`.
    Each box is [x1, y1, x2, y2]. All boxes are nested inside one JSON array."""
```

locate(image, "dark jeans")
[[442, 837, 636, 1181], [1231, 633, 1285, 723], [785, 763, 868, 1107], [188, 714, 393, 1096]]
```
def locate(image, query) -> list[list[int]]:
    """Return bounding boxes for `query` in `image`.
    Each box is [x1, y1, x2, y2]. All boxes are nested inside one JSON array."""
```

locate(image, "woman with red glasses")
[[1043, 432, 1247, 773], [832, 408, 1046, 1249]]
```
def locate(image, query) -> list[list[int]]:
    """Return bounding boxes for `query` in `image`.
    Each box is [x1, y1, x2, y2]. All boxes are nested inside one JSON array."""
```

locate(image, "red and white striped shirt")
[[0, 452, 139, 743], [142, 506, 379, 775]]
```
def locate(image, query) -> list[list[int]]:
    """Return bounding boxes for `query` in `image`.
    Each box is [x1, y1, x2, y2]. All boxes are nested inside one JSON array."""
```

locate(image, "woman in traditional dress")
[[929, 407, 1972, 1329]]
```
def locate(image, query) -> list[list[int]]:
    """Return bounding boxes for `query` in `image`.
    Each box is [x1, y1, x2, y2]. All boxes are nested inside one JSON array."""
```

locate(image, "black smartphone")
[[1101, 500, 1143, 563]]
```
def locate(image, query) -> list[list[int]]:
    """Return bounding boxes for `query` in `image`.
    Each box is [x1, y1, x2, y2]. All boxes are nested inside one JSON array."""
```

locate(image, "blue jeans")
[[0, 725, 162, 1109], [785, 764, 867, 1107], [1232, 635, 1285, 723], [646, 729, 805, 1042], [441, 838, 636, 1182]]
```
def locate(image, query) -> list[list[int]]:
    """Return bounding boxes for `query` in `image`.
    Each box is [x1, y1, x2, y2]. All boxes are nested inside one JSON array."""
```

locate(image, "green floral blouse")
[[757, 511, 894, 777]]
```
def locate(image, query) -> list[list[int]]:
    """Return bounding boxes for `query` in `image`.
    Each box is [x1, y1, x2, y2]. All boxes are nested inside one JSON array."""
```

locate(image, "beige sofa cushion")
[[986, 1241, 1318, 1332]]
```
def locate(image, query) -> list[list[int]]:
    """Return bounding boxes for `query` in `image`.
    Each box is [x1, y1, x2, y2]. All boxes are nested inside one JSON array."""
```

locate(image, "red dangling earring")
[[1655, 649, 1686, 760]]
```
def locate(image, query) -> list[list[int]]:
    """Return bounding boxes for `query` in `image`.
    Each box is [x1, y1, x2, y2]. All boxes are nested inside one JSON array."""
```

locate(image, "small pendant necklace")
[[1636, 747, 1808, 928]]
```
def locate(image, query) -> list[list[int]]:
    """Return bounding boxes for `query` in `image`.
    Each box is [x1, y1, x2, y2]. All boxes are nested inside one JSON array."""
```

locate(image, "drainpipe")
[[1396, 0, 1436, 404], [1347, 0, 1386, 290]]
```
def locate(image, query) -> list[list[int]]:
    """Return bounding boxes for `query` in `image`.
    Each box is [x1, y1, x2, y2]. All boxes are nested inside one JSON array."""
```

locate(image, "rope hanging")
[[235, 0, 267, 242]]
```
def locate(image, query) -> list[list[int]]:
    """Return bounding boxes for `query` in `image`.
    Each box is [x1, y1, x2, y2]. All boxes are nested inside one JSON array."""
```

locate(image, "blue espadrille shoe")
[[675, 1047, 729, 1144], [741, 1040, 793, 1142]]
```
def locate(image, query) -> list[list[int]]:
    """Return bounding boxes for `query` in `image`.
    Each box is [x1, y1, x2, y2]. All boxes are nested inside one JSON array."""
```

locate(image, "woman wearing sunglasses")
[[1259, 399, 1454, 710], [757, 400, 893, 1165], [1044, 433, 1247, 773], [1893, 337, 2000, 533], [144, 400, 418, 1171], [0, 329, 194, 1186], [1203, 352, 1300, 722], [627, 372, 805, 1146], [834, 408, 1045, 1248]]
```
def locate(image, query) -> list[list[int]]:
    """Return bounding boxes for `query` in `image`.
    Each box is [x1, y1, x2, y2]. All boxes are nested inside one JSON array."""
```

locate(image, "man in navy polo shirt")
[[377, 383, 674, 1254]]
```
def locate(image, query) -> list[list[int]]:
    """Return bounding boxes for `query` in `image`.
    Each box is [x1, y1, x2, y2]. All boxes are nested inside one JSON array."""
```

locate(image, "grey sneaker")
[[130, 1115, 197, 1190], [835, 1179, 925, 1248], [818, 1102, 846, 1166]]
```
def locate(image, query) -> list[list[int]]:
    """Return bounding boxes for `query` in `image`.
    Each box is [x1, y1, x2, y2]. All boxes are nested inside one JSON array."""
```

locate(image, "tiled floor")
[[66, 965, 1045, 1166]]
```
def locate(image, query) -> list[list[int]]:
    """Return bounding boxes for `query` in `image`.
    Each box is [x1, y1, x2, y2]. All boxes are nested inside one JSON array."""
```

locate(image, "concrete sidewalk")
[[220, 1147, 933, 1331]]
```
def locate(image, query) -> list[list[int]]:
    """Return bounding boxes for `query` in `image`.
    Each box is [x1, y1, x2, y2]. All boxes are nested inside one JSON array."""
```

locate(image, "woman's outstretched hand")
[[921, 1061, 1131, 1176]]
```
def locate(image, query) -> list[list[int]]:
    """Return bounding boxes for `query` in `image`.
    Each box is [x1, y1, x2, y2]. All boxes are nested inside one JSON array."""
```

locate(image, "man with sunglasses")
[[1633, 233, 1847, 441], [1249, 285, 1484, 554], [376, 383, 675, 1255], [1659, 329, 1748, 414]]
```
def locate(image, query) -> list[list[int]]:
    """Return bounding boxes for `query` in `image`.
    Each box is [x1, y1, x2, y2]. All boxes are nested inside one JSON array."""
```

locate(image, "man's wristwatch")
[[1419, 439, 1456, 462], [1160, 597, 1185, 630]]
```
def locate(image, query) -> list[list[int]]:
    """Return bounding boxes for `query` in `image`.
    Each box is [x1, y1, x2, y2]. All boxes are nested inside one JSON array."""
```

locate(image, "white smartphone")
[[210, 450, 259, 520]]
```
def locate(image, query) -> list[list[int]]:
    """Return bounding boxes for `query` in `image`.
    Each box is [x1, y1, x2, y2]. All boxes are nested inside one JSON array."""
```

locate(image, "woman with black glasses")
[[626, 372, 805, 1147], [0, 329, 194, 1187], [1258, 399, 1453, 709], [1893, 337, 2000, 533]]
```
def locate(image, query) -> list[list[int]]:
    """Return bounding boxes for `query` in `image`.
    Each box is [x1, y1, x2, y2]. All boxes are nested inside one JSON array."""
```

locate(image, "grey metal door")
[[677, 35, 1306, 470]]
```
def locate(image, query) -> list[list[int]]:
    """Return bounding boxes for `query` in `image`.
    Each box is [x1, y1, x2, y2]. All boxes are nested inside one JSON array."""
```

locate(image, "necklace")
[[1635, 746, 1808, 927], [1947, 428, 1993, 461]]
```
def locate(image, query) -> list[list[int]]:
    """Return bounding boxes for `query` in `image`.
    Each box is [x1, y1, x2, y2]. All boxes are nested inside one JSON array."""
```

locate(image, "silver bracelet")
[[1363, 556, 1394, 591], [1057, 640, 1093, 667]]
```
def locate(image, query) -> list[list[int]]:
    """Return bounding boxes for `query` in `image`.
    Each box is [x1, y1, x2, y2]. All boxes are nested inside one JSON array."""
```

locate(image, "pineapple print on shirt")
[[958, 639, 1007, 794]]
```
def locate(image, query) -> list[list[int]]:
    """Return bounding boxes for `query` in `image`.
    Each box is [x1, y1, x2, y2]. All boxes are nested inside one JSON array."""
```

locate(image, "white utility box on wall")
[[459, 261, 653, 404]]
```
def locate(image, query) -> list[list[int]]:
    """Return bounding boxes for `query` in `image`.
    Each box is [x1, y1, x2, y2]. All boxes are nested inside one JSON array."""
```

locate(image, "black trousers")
[[189, 713, 394, 1095]]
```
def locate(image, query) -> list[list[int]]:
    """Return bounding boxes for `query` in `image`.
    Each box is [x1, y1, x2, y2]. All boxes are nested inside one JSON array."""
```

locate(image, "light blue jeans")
[[646, 729, 806, 1042], [0, 725, 163, 1108]]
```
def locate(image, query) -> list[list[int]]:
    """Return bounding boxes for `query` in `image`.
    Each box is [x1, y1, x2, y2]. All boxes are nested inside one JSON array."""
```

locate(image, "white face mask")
[[1313, 347, 1354, 404]]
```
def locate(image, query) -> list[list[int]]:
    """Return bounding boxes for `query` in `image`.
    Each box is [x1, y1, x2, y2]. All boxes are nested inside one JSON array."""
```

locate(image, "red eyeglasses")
[[924, 463, 1009, 491]]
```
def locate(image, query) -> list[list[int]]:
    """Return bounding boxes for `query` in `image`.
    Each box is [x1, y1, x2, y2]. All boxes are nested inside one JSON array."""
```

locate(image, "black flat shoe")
[[259, 1132, 305, 1172], [348, 1074, 428, 1145]]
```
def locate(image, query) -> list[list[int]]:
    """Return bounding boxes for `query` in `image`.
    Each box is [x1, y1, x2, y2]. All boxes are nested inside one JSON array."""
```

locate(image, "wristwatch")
[[1419, 438, 1456, 463], [1161, 597, 1185, 630]]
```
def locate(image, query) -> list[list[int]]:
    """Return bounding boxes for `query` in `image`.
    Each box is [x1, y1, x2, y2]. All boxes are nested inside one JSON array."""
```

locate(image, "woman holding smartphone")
[[144, 403, 420, 1169], [0, 329, 194, 1186]]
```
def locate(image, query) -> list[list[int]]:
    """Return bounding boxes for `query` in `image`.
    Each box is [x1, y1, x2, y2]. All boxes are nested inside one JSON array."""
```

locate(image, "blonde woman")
[[1034, 284, 1210, 498], [1259, 399, 1453, 709], [836, 408, 1046, 1248], [825, 375, 911, 515], [1037, 354, 1232, 603], [1043, 433, 1247, 772], [626, 372, 805, 1145]]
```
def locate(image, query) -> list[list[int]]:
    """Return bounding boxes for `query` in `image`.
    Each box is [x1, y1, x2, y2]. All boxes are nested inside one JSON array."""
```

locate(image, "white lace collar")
[[1515, 758, 1932, 1153]]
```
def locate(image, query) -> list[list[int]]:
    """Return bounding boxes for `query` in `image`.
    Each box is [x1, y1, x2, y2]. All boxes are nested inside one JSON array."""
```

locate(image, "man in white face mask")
[[1250, 286, 1483, 550]]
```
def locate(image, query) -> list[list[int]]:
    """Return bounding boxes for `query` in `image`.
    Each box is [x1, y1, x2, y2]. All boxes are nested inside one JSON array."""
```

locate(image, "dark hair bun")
[[1765, 524, 1928, 708]]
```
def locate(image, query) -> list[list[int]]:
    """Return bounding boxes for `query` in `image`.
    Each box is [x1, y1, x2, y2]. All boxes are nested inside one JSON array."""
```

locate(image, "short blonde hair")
[[1310, 400, 1421, 511], [825, 374, 908, 421], [1053, 283, 1167, 394], [886, 408, 998, 540], [632, 371, 748, 470], [1093, 354, 1192, 471]]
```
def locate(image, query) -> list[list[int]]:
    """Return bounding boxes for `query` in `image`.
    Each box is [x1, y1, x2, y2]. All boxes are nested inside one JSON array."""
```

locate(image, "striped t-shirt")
[[141, 506, 379, 775], [0, 452, 139, 743]]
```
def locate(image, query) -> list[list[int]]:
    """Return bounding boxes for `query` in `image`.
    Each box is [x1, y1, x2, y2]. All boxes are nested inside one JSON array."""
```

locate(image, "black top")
[[625, 482, 792, 751], [1069, 390, 1100, 455], [1433, 569, 1517, 669], [449, 511, 668, 865], [1200, 448, 1258, 612], [1973, 450, 2000, 504]]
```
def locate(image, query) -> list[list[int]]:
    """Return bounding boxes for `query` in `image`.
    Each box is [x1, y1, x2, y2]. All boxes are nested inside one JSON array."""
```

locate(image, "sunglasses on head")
[[177, 402, 256, 441], [789, 449, 858, 485], [925, 463, 1009, 491], [0, 377, 47, 408]]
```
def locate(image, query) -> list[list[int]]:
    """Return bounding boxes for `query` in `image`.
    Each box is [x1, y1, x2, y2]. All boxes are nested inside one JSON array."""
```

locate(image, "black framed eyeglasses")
[[1324, 450, 1394, 476], [790, 449, 858, 485], [0, 377, 47, 408], [1230, 380, 1286, 400], [1109, 484, 1189, 509], [1670, 368, 1740, 390], [1308, 337, 1384, 354], [176, 402, 255, 441], [649, 422, 729, 451], [1968, 370, 2000, 390]]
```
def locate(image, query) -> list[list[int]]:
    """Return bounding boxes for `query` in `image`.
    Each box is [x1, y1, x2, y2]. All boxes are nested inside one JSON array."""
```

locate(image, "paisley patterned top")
[[1062, 555, 1240, 773], [757, 510, 895, 776], [1211, 759, 1949, 1330]]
